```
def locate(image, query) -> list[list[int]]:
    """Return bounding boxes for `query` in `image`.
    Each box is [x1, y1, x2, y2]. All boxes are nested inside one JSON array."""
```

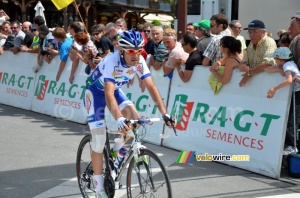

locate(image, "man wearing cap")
[[289, 10, 300, 68], [202, 13, 230, 66], [193, 20, 211, 56], [238, 19, 277, 87]]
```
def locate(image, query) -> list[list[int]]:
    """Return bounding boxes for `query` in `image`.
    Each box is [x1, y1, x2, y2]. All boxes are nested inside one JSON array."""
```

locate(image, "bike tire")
[[126, 148, 172, 198], [76, 134, 109, 198]]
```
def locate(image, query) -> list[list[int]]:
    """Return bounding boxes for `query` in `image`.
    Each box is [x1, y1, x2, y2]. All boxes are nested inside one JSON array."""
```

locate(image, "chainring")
[[104, 168, 115, 198]]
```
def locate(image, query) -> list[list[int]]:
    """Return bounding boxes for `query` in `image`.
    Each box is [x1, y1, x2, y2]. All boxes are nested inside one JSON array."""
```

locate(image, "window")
[[188, 0, 200, 15]]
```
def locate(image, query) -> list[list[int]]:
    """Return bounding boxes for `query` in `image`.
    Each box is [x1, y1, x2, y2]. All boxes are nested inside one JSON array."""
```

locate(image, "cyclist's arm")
[[143, 76, 167, 115], [104, 81, 123, 120]]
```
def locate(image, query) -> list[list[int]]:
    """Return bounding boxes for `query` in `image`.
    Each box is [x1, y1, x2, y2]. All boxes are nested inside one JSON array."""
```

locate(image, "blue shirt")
[[60, 37, 73, 62]]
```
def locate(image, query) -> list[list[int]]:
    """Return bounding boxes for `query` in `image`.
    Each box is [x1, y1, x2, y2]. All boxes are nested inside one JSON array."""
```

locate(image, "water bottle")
[[114, 147, 128, 169]]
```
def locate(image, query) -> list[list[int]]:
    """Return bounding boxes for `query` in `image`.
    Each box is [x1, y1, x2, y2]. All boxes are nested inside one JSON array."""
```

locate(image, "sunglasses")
[[11, 27, 19, 30], [31, 29, 37, 32], [123, 48, 143, 56], [93, 32, 100, 36], [143, 30, 150, 33]]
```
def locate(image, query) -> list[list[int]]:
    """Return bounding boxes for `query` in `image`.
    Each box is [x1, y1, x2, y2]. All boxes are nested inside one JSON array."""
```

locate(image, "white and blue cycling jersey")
[[84, 50, 151, 129], [86, 50, 151, 92]]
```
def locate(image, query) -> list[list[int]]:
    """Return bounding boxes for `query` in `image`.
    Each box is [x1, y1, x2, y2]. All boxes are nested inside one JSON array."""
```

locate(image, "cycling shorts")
[[84, 88, 133, 130]]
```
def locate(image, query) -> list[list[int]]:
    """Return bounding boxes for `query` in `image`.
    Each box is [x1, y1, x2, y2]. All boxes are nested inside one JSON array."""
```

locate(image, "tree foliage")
[[151, 19, 162, 26]]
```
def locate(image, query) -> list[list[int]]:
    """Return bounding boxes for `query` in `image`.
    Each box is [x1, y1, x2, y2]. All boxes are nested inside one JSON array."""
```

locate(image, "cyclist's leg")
[[84, 89, 107, 195], [116, 89, 139, 142]]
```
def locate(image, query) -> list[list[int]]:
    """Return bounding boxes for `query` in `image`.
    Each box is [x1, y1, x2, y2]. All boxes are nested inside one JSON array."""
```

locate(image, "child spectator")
[[52, 27, 72, 81], [266, 47, 300, 155], [32, 25, 60, 73]]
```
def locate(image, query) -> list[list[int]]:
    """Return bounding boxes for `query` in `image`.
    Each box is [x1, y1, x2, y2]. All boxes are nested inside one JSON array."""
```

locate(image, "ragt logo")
[[34, 75, 86, 101], [171, 94, 194, 131], [35, 75, 49, 100]]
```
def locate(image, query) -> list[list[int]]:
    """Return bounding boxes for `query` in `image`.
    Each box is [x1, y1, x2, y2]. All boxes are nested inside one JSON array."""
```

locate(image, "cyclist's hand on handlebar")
[[117, 116, 131, 135], [162, 114, 176, 128]]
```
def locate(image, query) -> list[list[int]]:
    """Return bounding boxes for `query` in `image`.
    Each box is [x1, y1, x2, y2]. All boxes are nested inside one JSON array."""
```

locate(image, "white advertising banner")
[[106, 68, 171, 145], [0, 52, 292, 178], [163, 67, 291, 178], [0, 52, 36, 110], [30, 56, 87, 124]]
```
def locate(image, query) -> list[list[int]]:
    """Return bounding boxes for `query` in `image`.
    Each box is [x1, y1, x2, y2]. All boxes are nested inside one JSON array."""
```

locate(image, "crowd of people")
[[0, 10, 300, 197]]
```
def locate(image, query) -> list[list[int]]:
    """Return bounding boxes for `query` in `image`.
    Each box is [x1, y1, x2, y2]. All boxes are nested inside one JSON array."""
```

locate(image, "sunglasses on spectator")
[[31, 29, 37, 32], [93, 32, 100, 36], [123, 48, 143, 56], [11, 27, 19, 30], [143, 30, 150, 33]]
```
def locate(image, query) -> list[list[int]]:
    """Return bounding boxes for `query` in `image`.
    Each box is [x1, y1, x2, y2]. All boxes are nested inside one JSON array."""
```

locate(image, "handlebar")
[[127, 117, 177, 137]]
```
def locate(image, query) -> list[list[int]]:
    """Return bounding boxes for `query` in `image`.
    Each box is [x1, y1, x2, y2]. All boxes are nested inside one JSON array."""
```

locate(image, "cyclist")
[[84, 29, 175, 198]]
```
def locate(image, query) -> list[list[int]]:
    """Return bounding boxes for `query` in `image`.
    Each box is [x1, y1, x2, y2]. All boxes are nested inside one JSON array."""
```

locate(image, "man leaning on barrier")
[[238, 20, 277, 87]]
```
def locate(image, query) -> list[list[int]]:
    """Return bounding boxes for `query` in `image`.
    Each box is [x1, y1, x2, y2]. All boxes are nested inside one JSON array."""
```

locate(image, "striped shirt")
[[203, 30, 231, 64]]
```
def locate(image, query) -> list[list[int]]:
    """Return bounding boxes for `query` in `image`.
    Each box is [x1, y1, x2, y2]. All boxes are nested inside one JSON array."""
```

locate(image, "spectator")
[[143, 22, 155, 56], [0, 21, 13, 54], [68, 21, 84, 83], [289, 11, 300, 68], [33, 15, 45, 29], [193, 20, 211, 56], [186, 22, 196, 34], [32, 25, 60, 72], [52, 27, 72, 81], [10, 21, 25, 54], [20, 24, 40, 53], [116, 18, 127, 30], [266, 47, 300, 155], [238, 20, 277, 87], [0, 21, 14, 50], [202, 13, 230, 66], [174, 33, 202, 82], [73, 32, 98, 70], [137, 23, 147, 45], [22, 21, 31, 33], [148, 26, 169, 70], [209, 36, 242, 84], [179, 22, 196, 43], [229, 20, 247, 57], [91, 24, 114, 63], [106, 22, 120, 41], [22, 21, 33, 48], [278, 32, 292, 47], [162, 28, 189, 77], [0, 9, 9, 25]]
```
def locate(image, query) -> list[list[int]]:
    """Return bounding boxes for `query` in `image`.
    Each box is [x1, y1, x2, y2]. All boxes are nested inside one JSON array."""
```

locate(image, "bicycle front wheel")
[[126, 148, 172, 198]]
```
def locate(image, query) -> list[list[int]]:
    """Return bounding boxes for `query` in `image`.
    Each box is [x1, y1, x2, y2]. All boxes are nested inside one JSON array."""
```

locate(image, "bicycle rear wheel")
[[76, 134, 108, 198], [126, 148, 172, 198]]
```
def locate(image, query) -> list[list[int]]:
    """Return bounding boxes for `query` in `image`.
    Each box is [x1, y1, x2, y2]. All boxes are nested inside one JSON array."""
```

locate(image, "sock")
[[94, 174, 104, 193]]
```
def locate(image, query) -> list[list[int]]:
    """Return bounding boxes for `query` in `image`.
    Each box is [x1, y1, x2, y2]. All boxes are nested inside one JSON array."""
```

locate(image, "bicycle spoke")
[[127, 149, 172, 198]]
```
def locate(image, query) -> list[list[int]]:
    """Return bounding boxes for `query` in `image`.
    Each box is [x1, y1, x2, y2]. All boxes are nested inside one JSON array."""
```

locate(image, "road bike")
[[76, 118, 176, 198]]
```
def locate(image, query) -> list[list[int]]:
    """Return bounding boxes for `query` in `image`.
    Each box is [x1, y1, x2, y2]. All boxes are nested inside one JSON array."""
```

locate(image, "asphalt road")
[[1, 104, 300, 198]]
